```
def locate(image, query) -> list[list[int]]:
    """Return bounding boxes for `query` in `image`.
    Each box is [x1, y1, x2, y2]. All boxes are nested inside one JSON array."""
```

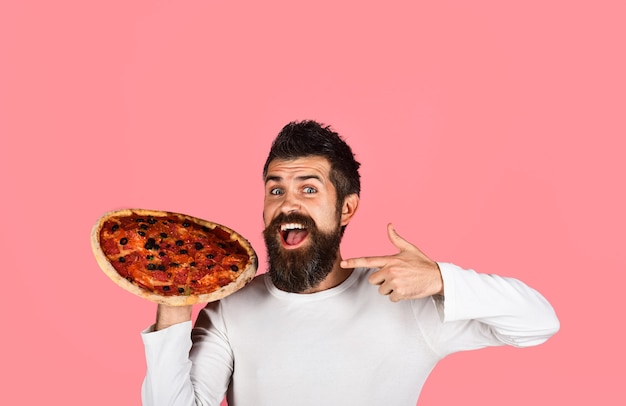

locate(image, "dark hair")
[[263, 120, 361, 205]]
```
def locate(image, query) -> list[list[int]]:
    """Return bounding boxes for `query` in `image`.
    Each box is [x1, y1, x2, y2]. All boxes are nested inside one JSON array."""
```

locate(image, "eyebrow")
[[264, 175, 323, 184]]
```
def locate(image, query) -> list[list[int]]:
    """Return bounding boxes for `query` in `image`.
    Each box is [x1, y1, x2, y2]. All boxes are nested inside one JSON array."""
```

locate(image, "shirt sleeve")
[[141, 321, 197, 406], [428, 262, 560, 355]]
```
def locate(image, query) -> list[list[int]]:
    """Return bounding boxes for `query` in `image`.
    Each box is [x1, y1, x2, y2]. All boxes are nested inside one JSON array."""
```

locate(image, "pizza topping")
[[144, 238, 157, 250], [120, 237, 128, 245]]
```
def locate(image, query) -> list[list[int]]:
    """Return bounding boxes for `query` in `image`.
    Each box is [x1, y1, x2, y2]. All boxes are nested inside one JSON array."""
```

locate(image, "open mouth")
[[280, 223, 310, 248]]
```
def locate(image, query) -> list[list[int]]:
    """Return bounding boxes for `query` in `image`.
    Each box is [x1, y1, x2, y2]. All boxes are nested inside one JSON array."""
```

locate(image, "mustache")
[[266, 212, 317, 231]]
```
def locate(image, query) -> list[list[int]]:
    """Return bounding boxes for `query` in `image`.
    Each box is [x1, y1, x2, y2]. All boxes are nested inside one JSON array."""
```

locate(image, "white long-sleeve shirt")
[[141, 263, 559, 406]]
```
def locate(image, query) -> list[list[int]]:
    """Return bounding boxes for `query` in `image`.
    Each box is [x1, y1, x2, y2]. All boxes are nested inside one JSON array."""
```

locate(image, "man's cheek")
[[262, 209, 272, 227]]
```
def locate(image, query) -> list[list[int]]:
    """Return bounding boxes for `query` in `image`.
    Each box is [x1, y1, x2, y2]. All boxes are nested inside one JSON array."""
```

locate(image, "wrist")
[[155, 304, 192, 331], [433, 262, 444, 296]]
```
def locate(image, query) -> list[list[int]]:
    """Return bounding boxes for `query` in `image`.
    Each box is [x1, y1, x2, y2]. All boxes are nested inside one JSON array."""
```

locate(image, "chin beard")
[[263, 212, 343, 293]]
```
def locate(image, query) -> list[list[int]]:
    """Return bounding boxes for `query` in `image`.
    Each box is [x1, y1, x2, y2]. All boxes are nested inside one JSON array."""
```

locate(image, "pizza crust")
[[91, 208, 258, 306]]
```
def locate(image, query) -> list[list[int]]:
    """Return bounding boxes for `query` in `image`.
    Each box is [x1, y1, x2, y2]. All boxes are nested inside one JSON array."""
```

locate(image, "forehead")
[[265, 156, 332, 181]]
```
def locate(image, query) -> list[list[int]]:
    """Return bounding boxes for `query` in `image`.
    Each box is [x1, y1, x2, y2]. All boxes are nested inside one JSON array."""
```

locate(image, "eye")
[[303, 186, 317, 194], [269, 188, 283, 195]]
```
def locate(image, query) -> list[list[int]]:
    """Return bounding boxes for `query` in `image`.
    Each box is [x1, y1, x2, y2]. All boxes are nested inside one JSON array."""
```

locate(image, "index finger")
[[340, 256, 389, 269]]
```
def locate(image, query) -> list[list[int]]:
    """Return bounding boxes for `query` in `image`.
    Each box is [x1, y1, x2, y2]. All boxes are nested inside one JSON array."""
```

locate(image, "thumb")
[[387, 223, 415, 252]]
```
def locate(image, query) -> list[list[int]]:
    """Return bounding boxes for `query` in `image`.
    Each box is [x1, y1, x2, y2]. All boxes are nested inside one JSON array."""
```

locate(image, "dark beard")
[[263, 212, 343, 293]]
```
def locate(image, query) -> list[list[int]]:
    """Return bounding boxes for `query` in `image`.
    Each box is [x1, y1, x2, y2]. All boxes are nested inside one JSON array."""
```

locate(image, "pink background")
[[1, 0, 624, 404]]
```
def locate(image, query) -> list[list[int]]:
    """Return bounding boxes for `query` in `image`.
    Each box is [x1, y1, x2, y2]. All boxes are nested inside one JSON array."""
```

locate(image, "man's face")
[[263, 156, 344, 292]]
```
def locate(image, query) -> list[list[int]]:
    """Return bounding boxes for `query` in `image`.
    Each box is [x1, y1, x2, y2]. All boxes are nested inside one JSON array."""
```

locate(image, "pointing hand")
[[341, 224, 443, 302]]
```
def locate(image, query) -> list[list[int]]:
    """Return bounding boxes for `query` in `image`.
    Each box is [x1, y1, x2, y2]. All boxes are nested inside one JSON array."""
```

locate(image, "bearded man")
[[141, 120, 559, 406]]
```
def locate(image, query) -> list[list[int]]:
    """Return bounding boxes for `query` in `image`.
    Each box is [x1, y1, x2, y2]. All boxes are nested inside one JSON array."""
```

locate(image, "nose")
[[279, 191, 300, 214]]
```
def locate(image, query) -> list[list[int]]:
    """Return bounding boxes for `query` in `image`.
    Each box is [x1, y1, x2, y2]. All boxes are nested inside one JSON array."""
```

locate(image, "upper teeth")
[[280, 223, 305, 231]]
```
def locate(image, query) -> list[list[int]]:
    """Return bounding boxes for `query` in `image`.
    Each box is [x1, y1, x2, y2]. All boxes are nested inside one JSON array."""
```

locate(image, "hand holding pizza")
[[340, 224, 443, 302]]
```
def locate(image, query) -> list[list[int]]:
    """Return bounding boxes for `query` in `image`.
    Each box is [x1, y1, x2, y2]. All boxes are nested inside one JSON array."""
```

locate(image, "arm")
[[341, 223, 559, 349], [141, 316, 196, 406], [141, 303, 233, 406]]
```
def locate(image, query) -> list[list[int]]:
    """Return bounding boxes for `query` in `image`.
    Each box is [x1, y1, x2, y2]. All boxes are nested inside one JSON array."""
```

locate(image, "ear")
[[340, 194, 359, 226]]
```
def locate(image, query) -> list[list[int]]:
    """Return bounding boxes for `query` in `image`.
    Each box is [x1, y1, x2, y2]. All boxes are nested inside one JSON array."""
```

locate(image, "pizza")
[[91, 208, 258, 306]]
